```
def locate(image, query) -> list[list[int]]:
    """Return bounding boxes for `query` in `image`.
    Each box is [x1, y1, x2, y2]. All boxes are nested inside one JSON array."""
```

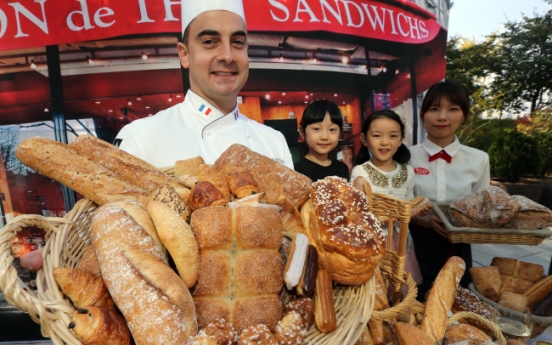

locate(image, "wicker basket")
[[447, 311, 507, 345], [433, 203, 552, 245], [0, 197, 377, 345], [468, 283, 552, 338]]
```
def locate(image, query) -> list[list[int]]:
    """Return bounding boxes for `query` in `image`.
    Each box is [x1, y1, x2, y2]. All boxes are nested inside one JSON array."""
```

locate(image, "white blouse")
[[410, 137, 490, 204], [350, 161, 415, 200]]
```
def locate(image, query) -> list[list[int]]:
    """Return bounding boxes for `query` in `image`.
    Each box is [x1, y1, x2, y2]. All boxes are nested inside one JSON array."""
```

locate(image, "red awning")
[[0, 0, 443, 52]]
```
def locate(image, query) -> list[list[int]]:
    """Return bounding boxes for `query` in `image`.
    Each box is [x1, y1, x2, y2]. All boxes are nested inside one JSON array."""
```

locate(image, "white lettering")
[[419, 20, 428, 38], [362, 4, 385, 31], [269, 0, 289, 22], [342, 0, 363, 28], [9, 0, 48, 37], [136, 0, 153, 23], [66, 0, 94, 31], [320, 0, 342, 25], [0, 9, 7, 38], [397, 12, 409, 37], [94, 7, 114, 28], [163, 0, 179, 21], [387, 9, 397, 34], [294, 0, 320, 22], [407, 16, 420, 38]]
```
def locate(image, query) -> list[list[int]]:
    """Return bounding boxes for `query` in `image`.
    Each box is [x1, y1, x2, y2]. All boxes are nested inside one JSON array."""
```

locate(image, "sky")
[[447, 0, 551, 41]]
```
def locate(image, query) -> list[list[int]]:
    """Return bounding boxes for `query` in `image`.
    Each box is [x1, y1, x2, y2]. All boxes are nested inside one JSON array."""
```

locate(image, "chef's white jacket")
[[410, 137, 490, 204], [115, 90, 293, 169]]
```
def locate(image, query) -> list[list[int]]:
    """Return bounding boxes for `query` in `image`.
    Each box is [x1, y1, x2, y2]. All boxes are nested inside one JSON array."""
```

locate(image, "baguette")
[[523, 275, 552, 308], [420, 256, 466, 344], [91, 201, 196, 344], [15, 137, 149, 206], [70, 135, 190, 201]]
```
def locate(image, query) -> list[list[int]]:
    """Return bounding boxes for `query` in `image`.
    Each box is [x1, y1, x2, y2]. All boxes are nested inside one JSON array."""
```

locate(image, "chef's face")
[[177, 10, 249, 111]]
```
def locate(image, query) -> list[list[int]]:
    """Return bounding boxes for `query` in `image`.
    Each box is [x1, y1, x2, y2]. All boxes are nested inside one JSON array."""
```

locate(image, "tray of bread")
[[432, 186, 552, 245], [469, 257, 552, 338], [1, 136, 424, 345]]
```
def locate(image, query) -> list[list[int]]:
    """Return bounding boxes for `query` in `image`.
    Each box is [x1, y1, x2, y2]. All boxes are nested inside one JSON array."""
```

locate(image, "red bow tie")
[[428, 150, 452, 163]]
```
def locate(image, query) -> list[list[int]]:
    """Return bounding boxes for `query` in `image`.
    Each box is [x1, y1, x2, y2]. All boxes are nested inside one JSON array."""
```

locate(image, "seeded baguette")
[[16, 137, 149, 206]]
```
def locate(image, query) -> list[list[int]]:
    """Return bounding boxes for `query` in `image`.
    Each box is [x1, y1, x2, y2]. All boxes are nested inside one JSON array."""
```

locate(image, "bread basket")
[[468, 283, 552, 338], [446, 311, 507, 345], [0, 195, 379, 345], [433, 203, 552, 245]]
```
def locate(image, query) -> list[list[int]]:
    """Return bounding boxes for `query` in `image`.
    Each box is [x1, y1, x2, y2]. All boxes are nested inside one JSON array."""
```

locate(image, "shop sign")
[[0, 0, 442, 52]]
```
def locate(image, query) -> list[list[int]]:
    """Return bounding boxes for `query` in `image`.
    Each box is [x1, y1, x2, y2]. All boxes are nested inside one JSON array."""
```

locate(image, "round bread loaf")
[[301, 176, 385, 285]]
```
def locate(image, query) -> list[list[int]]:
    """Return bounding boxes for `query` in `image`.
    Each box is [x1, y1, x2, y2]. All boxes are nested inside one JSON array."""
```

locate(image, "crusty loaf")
[[69, 306, 131, 345], [444, 323, 491, 345], [503, 195, 552, 230], [70, 135, 190, 201], [499, 291, 529, 312], [190, 205, 283, 332], [91, 201, 196, 344], [301, 176, 385, 285], [213, 144, 311, 208], [175, 156, 205, 178], [449, 186, 521, 228], [453, 287, 499, 322], [394, 321, 435, 345], [16, 137, 149, 206], [492, 257, 544, 282], [421, 256, 466, 344], [470, 266, 502, 302]]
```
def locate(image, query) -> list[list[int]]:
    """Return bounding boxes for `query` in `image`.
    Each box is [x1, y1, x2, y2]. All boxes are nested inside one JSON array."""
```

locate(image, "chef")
[[114, 0, 293, 169]]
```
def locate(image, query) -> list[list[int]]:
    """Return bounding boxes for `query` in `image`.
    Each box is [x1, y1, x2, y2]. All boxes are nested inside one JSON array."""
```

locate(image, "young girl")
[[409, 80, 490, 300], [294, 100, 350, 181], [350, 110, 426, 286]]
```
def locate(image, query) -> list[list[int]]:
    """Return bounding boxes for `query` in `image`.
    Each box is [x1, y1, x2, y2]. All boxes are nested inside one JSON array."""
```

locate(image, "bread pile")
[[15, 138, 395, 344], [471, 257, 552, 316], [449, 186, 552, 230]]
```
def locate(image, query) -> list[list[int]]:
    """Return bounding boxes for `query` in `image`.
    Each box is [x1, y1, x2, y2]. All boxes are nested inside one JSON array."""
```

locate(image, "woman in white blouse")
[[409, 80, 490, 300]]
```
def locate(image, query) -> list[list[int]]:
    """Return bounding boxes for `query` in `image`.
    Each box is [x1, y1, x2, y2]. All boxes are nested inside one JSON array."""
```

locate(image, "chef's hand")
[[20, 248, 43, 271], [412, 215, 448, 238]]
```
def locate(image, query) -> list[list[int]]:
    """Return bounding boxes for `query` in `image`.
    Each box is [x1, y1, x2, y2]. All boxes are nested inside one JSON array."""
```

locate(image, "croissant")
[[264, 192, 306, 239], [188, 181, 228, 211], [53, 267, 115, 310], [198, 164, 231, 201], [68, 306, 131, 345]]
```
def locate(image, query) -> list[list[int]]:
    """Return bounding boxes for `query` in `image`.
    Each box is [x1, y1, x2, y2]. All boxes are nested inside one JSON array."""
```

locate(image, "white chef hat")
[[181, 0, 246, 35]]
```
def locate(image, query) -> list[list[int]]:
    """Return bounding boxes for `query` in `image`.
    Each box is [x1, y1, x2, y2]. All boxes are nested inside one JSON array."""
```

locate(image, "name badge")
[[414, 167, 430, 175]]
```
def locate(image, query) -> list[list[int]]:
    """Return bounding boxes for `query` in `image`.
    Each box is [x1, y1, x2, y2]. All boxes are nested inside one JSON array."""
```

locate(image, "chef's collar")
[[422, 135, 460, 157], [186, 90, 240, 122]]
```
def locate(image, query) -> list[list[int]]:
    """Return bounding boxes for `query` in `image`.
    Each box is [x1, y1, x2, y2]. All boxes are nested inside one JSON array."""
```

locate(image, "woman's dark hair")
[[420, 79, 470, 121], [356, 110, 411, 165], [299, 100, 344, 156]]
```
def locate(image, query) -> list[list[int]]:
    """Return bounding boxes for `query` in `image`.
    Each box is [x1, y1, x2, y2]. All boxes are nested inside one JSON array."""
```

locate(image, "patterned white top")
[[350, 161, 415, 201]]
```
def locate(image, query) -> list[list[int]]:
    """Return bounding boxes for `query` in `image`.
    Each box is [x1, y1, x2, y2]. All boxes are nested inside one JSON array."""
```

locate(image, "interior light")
[[282, 92, 286, 96], [87, 56, 94, 65], [342, 56, 349, 64], [43, 104, 49, 113], [265, 93, 270, 100], [30, 59, 37, 69], [278, 101, 282, 104], [127, 99, 132, 106], [136, 96, 142, 101], [279, 54, 284, 62], [95, 101, 101, 104], [395, 69, 400, 75], [141, 52, 148, 60], [168, 95, 173, 102], [176, 95, 182, 98], [382, 67, 387, 73], [334, 93, 338, 97]]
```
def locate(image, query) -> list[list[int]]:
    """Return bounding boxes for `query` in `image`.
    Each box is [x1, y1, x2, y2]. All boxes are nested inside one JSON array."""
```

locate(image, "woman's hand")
[[20, 248, 43, 271], [412, 215, 448, 238]]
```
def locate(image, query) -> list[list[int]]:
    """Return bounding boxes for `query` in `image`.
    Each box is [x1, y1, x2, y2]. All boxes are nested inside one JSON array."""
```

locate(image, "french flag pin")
[[198, 104, 212, 116]]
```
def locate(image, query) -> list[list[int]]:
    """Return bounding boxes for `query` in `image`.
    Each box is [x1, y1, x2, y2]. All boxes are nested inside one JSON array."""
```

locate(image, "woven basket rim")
[[447, 311, 507, 345], [433, 203, 552, 237]]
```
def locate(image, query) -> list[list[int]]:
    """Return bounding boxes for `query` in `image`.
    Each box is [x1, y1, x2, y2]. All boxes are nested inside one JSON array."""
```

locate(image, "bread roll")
[[70, 135, 190, 201], [503, 195, 552, 229], [190, 205, 283, 332], [499, 291, 528, 312], [444, 324, 492, 345], [421, 256, 466, 344], [301, 176, 385, 285], [77, 246, 101, 277], [147, 185, 198, 288], [470, 266, 502, 302], [91, 201, 196, 344], [175, 156, 205, 178], [15, 137, 149, 206], [53, 267, 115, 310], [394, 321, 435, 345], [238, 325, 278, 345], [213, 144, 311, 208], [68, 306, 131, 345], [491, 257, 544, 283], [449, 186, 521, 228]]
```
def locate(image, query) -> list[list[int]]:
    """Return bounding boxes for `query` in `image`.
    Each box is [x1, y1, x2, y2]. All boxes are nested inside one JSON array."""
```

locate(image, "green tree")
[[490, 5, 552, 113]]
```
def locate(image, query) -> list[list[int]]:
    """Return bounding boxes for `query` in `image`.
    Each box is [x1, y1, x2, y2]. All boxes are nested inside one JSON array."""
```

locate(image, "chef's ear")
[[177, 42, 190, 69]]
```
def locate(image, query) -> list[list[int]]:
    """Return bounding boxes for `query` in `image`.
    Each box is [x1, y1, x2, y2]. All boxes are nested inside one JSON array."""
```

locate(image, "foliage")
[[489, 7, 552, 113], [488, 130, 542, 182], [457, 118, 516, 152], [516, 109, 552, 175]]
